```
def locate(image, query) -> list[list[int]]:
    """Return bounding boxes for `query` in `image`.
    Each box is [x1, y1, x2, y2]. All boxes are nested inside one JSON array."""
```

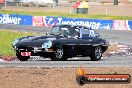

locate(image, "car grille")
[[15, 45, 54, 53]]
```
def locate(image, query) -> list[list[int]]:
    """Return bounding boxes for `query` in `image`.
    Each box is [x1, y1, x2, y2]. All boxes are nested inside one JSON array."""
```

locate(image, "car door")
[[77, 28, 97, 52]]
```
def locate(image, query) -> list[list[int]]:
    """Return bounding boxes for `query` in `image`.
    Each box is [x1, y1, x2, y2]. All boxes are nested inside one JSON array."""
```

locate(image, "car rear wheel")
[[50, 46, 68, 61], [90, 46, 102, 61], [16, 53, 30, 61]]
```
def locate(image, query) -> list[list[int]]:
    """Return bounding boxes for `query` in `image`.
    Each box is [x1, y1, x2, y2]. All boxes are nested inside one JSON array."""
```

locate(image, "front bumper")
[[13, 46, 55, 53]]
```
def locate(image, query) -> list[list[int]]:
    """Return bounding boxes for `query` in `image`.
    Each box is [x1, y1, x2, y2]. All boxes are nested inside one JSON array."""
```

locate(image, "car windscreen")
[[61, 27, 79, 38], [49, 26, 60, 35], [49, 26, 78, 38]]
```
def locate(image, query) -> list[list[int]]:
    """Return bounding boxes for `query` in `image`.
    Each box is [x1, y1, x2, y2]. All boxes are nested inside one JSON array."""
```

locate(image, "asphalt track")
[[0, 24, 132, 67]]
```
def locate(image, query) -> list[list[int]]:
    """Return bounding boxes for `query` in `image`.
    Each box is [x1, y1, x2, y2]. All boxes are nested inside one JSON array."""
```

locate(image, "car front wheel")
[[50, 46, 68, 61], [16, 53, 30, 61], [90, 46, 102, 61]]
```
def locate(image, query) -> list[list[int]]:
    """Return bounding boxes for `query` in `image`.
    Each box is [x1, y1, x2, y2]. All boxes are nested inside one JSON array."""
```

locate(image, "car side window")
[[89, 30, 96, 37], [80, 28, 96, 39]]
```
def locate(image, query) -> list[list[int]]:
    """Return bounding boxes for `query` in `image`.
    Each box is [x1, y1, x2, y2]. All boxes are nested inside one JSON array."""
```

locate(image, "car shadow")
[[29, 57, 105, 61]]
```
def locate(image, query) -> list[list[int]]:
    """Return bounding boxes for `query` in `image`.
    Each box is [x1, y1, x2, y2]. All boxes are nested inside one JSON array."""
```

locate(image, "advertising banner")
[[128, 20, 132, 31], [43, 16, 113, 30], [1, 14, 132, 31], [112, 20, 131, 30], [0, 14, 32, 25], [32, 16, 45, 26]]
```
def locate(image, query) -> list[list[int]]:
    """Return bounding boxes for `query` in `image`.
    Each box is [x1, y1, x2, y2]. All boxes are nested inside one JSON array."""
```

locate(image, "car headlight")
[[12, 38, 19, 46], [42, 41, 52, 48]]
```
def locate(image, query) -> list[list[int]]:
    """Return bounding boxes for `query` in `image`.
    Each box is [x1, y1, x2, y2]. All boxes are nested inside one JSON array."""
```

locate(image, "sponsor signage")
[[0, 14, 132, 31], [0, 14, 32, 25], [112, 20, 131, 30], [43, 16, 113, 30], [32, 16, 45, 26]]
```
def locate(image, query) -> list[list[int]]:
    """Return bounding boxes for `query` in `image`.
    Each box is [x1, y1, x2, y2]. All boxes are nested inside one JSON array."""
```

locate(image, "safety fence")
[[0, 14, 132, 31]]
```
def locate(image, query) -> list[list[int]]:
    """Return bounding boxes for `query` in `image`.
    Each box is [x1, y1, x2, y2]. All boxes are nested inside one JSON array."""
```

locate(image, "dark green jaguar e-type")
[[12, 24, 109, 61]]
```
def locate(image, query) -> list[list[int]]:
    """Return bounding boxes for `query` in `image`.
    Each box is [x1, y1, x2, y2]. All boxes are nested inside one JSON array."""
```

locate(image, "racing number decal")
[[89, 30, 96, 37]]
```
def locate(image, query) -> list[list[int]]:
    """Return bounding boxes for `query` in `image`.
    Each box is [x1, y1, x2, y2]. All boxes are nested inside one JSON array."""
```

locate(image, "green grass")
[[0, 10, 132, 20], [0, 30, 37, 56]]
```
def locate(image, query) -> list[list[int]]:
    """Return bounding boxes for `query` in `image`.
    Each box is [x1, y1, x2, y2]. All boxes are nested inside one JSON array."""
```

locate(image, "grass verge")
[[0, 10, 132, 20], [0, 30, 36, 56]]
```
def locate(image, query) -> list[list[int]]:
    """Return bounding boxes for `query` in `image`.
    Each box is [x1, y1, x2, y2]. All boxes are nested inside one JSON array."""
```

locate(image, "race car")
[[12, 24, 109, 61]]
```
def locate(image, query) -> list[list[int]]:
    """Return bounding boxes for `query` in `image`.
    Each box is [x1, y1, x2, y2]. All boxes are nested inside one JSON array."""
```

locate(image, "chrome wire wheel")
[[55, 48, 63, 59], [90, 46, 102, 61], [50, 46, 68, 61], [95, 46, 102, 59]]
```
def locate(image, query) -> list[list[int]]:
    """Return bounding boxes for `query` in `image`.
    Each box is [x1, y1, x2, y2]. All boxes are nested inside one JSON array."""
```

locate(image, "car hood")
[[16, 35, 57, 47], [30, 35, 57, 41]]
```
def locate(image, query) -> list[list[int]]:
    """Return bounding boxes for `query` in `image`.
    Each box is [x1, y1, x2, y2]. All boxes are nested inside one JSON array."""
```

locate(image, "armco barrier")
[[0, 14, 132, 31], [0, 14, 32, 25]]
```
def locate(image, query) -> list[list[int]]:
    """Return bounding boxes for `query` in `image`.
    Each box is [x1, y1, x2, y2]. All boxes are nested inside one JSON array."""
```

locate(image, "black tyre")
[[90, 46, 102, 61], [16, 53, 30, 61], [50, 46, 68, 61], [76, 76, 86, 86]]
